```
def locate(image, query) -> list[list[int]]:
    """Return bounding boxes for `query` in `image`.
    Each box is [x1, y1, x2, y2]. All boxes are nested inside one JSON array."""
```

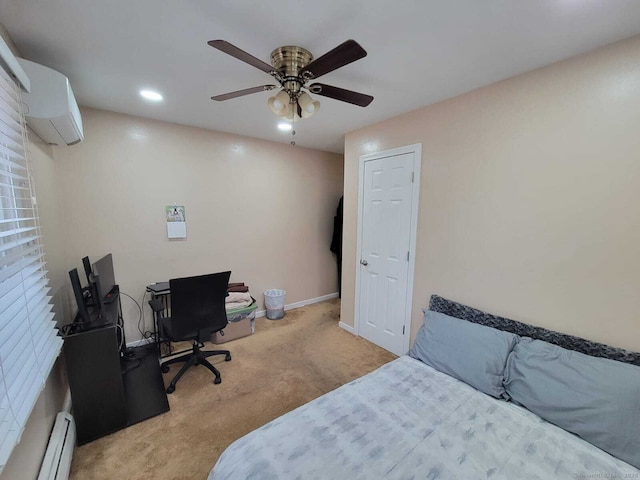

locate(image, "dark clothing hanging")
[[330, 196, 344, 298]]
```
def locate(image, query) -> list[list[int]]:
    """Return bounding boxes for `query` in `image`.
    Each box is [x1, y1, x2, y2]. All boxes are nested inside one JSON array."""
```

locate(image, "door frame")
[[354, 143, 422, 355]]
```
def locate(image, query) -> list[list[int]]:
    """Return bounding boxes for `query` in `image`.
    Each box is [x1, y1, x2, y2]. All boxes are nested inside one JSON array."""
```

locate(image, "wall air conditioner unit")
[[17, 58, 83, 146]]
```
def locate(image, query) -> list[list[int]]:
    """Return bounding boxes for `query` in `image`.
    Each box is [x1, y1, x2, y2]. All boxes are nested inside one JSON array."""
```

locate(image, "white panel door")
[[358, 152, 415, 355]]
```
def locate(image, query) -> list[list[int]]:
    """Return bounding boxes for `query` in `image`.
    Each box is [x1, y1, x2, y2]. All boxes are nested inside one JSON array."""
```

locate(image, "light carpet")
[[69, 299, 397, 480]]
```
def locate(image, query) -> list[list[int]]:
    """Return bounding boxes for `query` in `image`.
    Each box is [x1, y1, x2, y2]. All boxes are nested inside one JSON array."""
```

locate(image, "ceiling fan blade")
[[299, 40, 367, 80], [211, 85, 277, 101], [208, 40, 274, 74], [308, 83, 373, 107], [297, 102, 302, 118]]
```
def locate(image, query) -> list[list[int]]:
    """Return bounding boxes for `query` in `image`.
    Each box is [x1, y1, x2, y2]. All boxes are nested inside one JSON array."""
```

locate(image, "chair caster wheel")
[[214, 377, 221, 385], [225, 354, 232, 362], [166, 385, 175, 394], [161, 365, 170, 373]]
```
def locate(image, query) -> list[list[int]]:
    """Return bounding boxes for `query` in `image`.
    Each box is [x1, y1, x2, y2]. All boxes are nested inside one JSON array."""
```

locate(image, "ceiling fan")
[[208, 39, 374, 121]]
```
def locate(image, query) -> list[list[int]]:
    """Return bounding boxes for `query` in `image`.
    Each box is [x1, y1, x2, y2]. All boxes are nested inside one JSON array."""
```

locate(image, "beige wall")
[[53, 108, 343, 343], [342, 35, 640, 352], [2, 99, 341, 477], [0, 134, 69, 480], [0, 359, 66, 480], [2, 17, 341, 473], [29, 134, 71, 324]]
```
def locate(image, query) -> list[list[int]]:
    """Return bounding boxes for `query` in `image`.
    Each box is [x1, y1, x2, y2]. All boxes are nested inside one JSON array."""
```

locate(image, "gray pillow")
[[409, 310, 519, 398], [504, 338, 640, 469]]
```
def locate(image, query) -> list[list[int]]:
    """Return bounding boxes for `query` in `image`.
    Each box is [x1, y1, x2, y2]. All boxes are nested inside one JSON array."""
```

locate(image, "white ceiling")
[[2, 0, 640, 153]]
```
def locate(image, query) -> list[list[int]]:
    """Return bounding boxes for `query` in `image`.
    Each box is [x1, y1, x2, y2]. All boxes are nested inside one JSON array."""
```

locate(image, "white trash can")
[[264, 289, 286, 320]]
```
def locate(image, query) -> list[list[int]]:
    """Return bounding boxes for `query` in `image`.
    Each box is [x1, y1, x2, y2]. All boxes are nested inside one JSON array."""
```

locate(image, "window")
[[0, 61, 62, 472]]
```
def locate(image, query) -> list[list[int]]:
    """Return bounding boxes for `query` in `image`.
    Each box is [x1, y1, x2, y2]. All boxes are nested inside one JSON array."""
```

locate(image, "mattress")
[[210, 356, 639, 479]]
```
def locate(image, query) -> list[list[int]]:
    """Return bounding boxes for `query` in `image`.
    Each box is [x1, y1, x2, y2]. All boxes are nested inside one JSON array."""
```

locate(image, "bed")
[[210, 296, 640, 479]]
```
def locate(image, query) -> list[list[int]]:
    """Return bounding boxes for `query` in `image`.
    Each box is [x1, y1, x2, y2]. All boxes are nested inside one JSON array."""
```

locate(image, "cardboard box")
[[211, 317, 253, 344]]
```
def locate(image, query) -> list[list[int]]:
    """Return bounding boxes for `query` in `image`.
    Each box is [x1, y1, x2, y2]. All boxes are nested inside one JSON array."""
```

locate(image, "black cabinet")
[[63, 325, 127, 445]]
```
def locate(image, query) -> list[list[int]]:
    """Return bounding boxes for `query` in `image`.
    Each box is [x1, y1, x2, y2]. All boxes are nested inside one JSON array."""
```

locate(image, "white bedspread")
[[210, 356, 639, 479]]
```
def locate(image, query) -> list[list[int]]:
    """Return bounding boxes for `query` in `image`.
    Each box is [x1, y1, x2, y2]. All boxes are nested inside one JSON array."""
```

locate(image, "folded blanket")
[[228, 285, 249, 293], [225, 300, 252, 310], [225, 291, 252, 304], [228, 282, 245, 288]]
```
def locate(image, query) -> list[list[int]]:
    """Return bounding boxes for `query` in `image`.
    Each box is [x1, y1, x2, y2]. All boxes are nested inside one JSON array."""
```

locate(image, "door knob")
[[360, 259, 368, 266]]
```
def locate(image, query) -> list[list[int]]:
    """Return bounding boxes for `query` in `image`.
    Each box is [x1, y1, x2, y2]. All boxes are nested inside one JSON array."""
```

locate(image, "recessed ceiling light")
[[140, 89, 163, 101], [277, 122, 292, 132]]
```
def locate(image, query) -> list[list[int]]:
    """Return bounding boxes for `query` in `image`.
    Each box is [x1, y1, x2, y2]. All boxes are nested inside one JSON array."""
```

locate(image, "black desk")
[[63, 295, 169, 445]]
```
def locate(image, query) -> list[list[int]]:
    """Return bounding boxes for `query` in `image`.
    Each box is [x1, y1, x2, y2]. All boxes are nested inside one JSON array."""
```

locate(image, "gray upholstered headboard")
[[429, 295, 640, 366]]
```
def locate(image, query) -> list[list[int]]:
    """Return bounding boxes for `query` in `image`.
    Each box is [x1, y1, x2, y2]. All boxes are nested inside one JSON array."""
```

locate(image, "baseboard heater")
[[37, 412, 75, 480]]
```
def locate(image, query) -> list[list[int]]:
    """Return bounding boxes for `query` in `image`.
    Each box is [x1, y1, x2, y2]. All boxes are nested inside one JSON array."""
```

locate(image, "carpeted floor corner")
[[69, 299, 397, 480]]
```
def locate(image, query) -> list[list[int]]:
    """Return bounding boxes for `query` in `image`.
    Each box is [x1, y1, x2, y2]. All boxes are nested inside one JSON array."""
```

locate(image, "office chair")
[[149, 271, 232, 394]]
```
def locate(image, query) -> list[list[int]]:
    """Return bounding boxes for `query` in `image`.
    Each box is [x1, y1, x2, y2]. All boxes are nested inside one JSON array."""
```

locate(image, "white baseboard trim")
[[127, 293, 340, 343], [284, 292, 339, 310], [126, 338, 154, 348], [339, 321, 356, 335], [255, 292, 339, 318]]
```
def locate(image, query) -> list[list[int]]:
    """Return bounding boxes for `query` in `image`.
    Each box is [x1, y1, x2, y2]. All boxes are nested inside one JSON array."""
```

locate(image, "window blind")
[[0, 62, 62, 473]]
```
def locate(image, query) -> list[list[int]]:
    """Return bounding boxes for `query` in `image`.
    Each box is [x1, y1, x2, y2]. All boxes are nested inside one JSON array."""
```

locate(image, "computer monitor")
[[82, 256, 92, 286], [69, 268, 90, 324], [89, 271, 127, 354], [92, 253, 117, 300], [89, 272, 106, 314]]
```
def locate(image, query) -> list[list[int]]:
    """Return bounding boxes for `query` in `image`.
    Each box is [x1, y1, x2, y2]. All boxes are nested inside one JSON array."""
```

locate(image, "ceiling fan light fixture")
[[298, 92, 320, 118], [268, 89, 291, 116], [209, 39, 374, 126], [283, 106, 301, 122]]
